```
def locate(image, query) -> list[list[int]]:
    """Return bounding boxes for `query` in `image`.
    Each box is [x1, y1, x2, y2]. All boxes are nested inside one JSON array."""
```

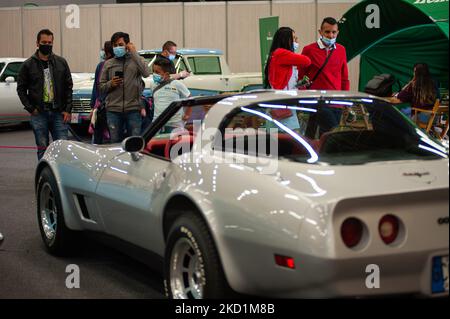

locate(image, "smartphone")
[[114, 71, 124, 79]]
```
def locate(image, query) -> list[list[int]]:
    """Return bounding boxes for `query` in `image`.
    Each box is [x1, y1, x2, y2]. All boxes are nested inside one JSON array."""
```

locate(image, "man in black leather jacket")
[[17, 29, 73, 160]]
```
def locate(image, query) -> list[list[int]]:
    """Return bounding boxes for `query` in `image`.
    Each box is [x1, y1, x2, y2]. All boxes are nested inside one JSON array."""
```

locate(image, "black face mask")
[[39, 44, 53, 56]]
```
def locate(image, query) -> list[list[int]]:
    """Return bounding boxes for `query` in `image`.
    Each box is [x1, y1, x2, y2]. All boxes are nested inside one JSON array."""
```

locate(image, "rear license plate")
[[431, 256, 449, 294], [71, 113, 80, 124]]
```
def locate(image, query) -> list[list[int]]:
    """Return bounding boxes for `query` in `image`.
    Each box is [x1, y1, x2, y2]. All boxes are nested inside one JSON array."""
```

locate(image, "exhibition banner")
[[259, 16, 279, 86]]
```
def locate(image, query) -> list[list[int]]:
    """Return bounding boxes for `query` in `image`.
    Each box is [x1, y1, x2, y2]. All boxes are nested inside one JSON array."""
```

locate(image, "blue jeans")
[[30, 111, 68, 160], [107, 111, 142, 143]]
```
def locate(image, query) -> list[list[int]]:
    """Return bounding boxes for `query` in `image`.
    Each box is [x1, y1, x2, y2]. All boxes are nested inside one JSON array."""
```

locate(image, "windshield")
[[139, 53, 188, 74], [218, 97, 448, 165]]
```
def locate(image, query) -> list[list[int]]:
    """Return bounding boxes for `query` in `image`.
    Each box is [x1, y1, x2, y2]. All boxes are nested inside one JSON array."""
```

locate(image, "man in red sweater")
[[298, 17, 349, 91]]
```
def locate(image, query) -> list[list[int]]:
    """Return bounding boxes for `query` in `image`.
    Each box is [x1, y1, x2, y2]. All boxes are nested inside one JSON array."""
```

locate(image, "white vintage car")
[[0, 58, 27, 125], [35, 90, 449, 298], [0, 57, 92, 126], [70, 49, 262, 126]]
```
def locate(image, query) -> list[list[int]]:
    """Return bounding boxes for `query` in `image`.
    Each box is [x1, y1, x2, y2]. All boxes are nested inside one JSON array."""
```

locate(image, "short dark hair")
[[37, 29, 54, 42], [321, 17, 338, 28], [153, 57, 172, 73], [162, 41, 177, 51], [103, 41, 114, 58], [111, 32, 130, 46]]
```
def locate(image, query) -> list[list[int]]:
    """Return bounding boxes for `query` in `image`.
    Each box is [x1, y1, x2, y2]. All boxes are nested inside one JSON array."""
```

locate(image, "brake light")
[[379, 215, 399, 245], [275, 255, 295, 269], [341, 218, 363, 248]]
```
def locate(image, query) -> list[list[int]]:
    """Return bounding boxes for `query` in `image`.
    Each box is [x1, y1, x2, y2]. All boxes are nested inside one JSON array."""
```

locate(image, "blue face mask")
[[168, 54, 176, 61], [293, 42, 300, 53], [99, 50, 106, 62], [153, 74, 162, 84], [113, 46, 126, 58], [321, 36, 336, 47]]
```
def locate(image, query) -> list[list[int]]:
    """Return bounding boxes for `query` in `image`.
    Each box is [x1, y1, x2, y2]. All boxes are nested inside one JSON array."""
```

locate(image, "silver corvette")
[[35, 90, 449, 298]]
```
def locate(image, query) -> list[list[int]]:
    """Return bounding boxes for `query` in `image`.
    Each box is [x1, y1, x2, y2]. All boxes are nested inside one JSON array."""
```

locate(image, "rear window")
[[216, 98, 448, 165]]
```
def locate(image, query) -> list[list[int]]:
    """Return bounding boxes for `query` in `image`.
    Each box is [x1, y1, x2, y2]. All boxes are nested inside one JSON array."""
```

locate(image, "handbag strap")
[[311, 47, 335, 83], [152, 79, 174, 96]]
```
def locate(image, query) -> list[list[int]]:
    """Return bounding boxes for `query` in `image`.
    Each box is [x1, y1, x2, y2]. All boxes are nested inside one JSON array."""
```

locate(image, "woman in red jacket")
[[264, 27, 311, 129], [264, 27, 311, 90]]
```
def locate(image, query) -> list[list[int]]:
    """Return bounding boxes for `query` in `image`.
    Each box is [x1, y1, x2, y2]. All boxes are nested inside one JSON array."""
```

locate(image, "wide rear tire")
[[164, 212, 233, 299]]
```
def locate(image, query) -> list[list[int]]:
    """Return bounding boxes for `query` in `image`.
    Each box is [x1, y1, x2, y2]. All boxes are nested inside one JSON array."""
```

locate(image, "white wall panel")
[[227, 1, 270, 73], [142, 3, 183, 50], [0, 8, 22, 57], [101, 4, 142, 50], [272, 1, 316, 50], [184, 2, 226, 56], [23, 6, 61, 57], [348, 54, 360, 91], [61, 5, 101, 73]]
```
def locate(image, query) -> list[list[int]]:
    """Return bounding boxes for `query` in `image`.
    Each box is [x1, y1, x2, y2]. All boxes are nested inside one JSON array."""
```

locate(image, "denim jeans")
[[107, 111, 142, 143], [30, 111, 68, 160]]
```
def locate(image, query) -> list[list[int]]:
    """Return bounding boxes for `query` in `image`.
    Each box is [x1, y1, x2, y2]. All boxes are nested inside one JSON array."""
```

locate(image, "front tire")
[[37, 167, 78, 256], [164, 212, 231, 299]]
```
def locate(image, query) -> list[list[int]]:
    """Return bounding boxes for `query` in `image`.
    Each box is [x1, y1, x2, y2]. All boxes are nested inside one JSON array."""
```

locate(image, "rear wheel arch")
[[35, 162, 52, 190], [162, 194, 211, 242]]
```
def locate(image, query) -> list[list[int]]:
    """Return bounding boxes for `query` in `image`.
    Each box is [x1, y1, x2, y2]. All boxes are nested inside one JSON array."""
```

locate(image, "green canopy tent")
[[338, 0, 449, 92]]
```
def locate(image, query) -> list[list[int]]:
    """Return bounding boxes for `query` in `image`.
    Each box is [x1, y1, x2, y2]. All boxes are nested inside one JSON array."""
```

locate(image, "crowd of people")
[[16, 16, 440, 160], [17, 29, 192, 159]]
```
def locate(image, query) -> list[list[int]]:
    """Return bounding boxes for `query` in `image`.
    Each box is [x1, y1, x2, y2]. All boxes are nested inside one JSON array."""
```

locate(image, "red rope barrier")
[[0, 145, 45, 150]]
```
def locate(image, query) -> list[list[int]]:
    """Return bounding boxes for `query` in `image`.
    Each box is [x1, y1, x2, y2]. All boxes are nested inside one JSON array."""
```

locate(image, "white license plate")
[[432, 256, 449, 294], [70, 113, 80, 124]]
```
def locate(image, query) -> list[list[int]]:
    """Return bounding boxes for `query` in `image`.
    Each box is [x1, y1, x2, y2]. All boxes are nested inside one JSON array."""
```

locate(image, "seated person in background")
[[389, 63, 440, 120], [151, 58, 191, 133]]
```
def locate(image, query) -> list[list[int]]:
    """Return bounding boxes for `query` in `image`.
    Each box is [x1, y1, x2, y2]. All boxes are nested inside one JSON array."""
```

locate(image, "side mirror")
[[122, 136, 145, 153], [5, 76, 15, 84]]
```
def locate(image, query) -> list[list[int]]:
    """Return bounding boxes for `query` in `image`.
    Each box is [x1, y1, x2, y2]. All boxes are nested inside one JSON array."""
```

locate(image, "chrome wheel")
[[169, 238, 205, 299], [39, 182, 57, 242]]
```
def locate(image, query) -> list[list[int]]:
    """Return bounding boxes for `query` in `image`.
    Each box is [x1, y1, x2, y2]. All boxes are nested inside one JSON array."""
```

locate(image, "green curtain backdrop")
[[338, 0, 448, 91], [359, 24, 449, 91]]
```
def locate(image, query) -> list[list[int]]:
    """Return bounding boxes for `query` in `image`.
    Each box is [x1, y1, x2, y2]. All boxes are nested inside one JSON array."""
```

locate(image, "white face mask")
[[168, 54, 176, 61], [321, 36, 337, 46], [293, 42, 300, 53]]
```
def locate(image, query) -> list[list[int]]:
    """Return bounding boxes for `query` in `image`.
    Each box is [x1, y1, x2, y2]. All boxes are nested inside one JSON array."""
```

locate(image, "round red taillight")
[[379, 215, 399, 245], [341, 218, 363, 248]]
